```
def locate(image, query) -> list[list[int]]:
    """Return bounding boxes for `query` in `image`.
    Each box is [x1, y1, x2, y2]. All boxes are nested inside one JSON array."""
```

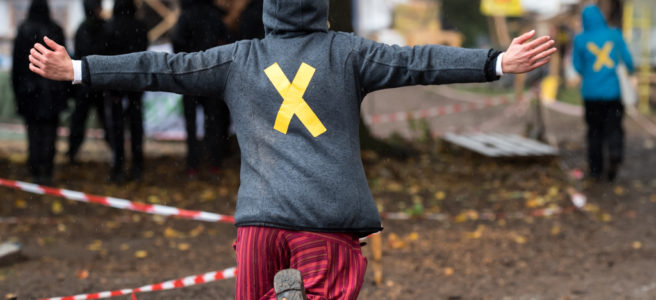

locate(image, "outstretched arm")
[[29, 36, 235, 97], [355, 30, 556, 93]]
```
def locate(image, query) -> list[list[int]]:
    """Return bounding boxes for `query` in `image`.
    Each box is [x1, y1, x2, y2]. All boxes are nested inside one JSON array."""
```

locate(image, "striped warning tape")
[[364, 96, 511, 124], [39, 267, 237, 300], [0, 178, 235, 224]]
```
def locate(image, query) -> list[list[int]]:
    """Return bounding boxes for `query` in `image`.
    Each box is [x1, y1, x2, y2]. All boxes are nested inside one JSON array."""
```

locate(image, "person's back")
[[573, 5, 634, 100], [104, 0, 148, 55], [102, 0, 148, 182], [12, 0, 68, 184], [12, 0, 68, 120], [68, 0, 109, 164], [573, 4, 634, 181]]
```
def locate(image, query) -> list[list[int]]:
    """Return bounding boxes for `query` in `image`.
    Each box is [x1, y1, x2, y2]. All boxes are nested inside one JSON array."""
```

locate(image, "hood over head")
[[28, 0, 51, 21], [581, 4, 607, 32], [180, 0, 214, 9], [263, 0, 329, 36], [113, 0, 136, 17]]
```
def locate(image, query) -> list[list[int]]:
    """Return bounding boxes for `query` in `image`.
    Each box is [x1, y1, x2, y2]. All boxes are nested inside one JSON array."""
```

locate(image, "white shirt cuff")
[[495, 53, 504, 76], [72, 60, 82, 84]]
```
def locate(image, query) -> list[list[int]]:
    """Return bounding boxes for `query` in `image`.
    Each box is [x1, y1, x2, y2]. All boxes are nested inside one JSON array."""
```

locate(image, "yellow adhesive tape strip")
[[265, 62, 327, 137]]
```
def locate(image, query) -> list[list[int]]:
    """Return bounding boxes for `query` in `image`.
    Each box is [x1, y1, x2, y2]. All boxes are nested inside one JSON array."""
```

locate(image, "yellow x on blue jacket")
[[573, 4, 634, 101]]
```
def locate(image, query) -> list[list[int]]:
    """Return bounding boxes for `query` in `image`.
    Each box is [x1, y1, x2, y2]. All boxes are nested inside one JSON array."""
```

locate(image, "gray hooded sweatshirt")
[[81, 0, 501, 237]]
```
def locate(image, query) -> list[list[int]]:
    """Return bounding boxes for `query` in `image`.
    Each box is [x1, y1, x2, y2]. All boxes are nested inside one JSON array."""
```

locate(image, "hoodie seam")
[[92, 60, 233, 76], [352, 48, 480, 73]]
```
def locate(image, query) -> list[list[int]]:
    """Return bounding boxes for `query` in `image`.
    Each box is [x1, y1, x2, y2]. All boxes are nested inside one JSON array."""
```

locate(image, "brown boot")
[[274, 269, 307, 300]]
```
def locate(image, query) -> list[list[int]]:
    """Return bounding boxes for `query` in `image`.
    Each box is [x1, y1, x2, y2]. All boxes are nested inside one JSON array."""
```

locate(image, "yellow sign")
[[264, 62, 327, 137], [587, 42, 615, 72], [480, 0, 523, 17]]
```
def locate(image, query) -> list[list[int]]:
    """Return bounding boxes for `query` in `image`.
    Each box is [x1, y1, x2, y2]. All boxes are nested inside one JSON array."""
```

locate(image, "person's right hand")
[[28, 36, 74, 81]]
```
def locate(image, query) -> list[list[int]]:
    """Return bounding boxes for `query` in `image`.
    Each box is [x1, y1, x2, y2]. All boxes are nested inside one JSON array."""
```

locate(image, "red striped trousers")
[[233, 226, 368, 300]]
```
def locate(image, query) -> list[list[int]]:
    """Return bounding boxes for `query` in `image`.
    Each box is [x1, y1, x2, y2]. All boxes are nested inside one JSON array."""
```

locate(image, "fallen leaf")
[[14, 199, 27, 209], [434, 191, 446, 200], [189, 225, 205, 237], [387, 233, 405, 249], [465, 225, 485, 239], [600, 213, 612, 222], [444, 267, 454, 277], [57, 223, 67, 232], [632, 241, 643, 249], [551, 225, 561, 236], [87, 240, 103, 251], [147, 195, 160, 204], [512, 234, 527, 244], [76, 269, 89, 279], [164, 227, 182, 239], [135, 250, 148, 259], [201, 189, 215, 201], [407, 232, 419, 242], [51, 201, 63, 214], [177, 243, 191, 251], [613, 186, 625, 196]]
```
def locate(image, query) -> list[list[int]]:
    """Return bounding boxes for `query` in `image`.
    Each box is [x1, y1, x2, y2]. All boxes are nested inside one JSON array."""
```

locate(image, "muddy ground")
[[1, 86, 655, 300]]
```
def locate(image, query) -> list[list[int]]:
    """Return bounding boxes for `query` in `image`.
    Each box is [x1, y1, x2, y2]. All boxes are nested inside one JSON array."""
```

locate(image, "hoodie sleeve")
[[572, 35, 585, 76], [351, 37, 500, 93], [82, 44, 236, 97]]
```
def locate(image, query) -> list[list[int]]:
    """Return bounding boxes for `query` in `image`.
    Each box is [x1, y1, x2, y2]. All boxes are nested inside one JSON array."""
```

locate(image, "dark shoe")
[[274, 269, 306, 300], [129, 168, 143, 182], [109, 171, 125, 184], [607, 158, 621, 182]]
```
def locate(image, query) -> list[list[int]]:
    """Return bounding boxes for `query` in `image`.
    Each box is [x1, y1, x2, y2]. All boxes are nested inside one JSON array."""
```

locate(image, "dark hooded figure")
[[31, 0, 557, 297], [172, 0, 232, 178], [11, 0, 69, 184], [67, 0, 109, 164], [238, 0, 265, 39], [103, 0, 149, 182]]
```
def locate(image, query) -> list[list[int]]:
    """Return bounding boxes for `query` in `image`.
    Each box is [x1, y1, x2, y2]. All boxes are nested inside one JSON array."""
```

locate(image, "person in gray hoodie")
[[28, 0, 555, 298]]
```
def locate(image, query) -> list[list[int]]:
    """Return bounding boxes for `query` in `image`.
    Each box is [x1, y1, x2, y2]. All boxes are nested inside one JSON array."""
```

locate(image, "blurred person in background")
[[223, 0, 265, 40], [68, 0, 109, 164], [172, 0, 232, 178], [573, 4, 634, 182], [11, 0, 69, 185], [103, 0, 149, 183]]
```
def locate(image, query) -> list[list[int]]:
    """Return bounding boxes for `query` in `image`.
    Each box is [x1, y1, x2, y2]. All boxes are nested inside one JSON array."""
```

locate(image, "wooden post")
[[638, 3, 651, 114], [370, 232, 383, 285]]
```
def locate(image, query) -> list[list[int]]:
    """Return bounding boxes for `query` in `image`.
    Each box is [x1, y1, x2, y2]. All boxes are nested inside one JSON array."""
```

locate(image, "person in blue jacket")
[[573, 4, 634, 181]]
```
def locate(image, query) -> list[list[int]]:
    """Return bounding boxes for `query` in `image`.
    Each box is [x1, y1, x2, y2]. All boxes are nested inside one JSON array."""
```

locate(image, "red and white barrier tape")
[[0, 178, 235, 224], [364, 96, 511, 124], [39, 267, 237, 300]]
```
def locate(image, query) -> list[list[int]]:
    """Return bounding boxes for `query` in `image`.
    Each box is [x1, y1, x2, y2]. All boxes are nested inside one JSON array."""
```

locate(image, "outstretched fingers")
[[529, 47, 558, 65], [511, 30, 536, 46], [43, 36, 64, 52], [33, 43, 51, 56], [28, 53, 45, 69], [526, 39, 556, 59]]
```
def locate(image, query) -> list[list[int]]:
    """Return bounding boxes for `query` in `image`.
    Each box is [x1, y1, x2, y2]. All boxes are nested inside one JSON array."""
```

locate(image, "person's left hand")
[[502, 30, 557, 74]]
